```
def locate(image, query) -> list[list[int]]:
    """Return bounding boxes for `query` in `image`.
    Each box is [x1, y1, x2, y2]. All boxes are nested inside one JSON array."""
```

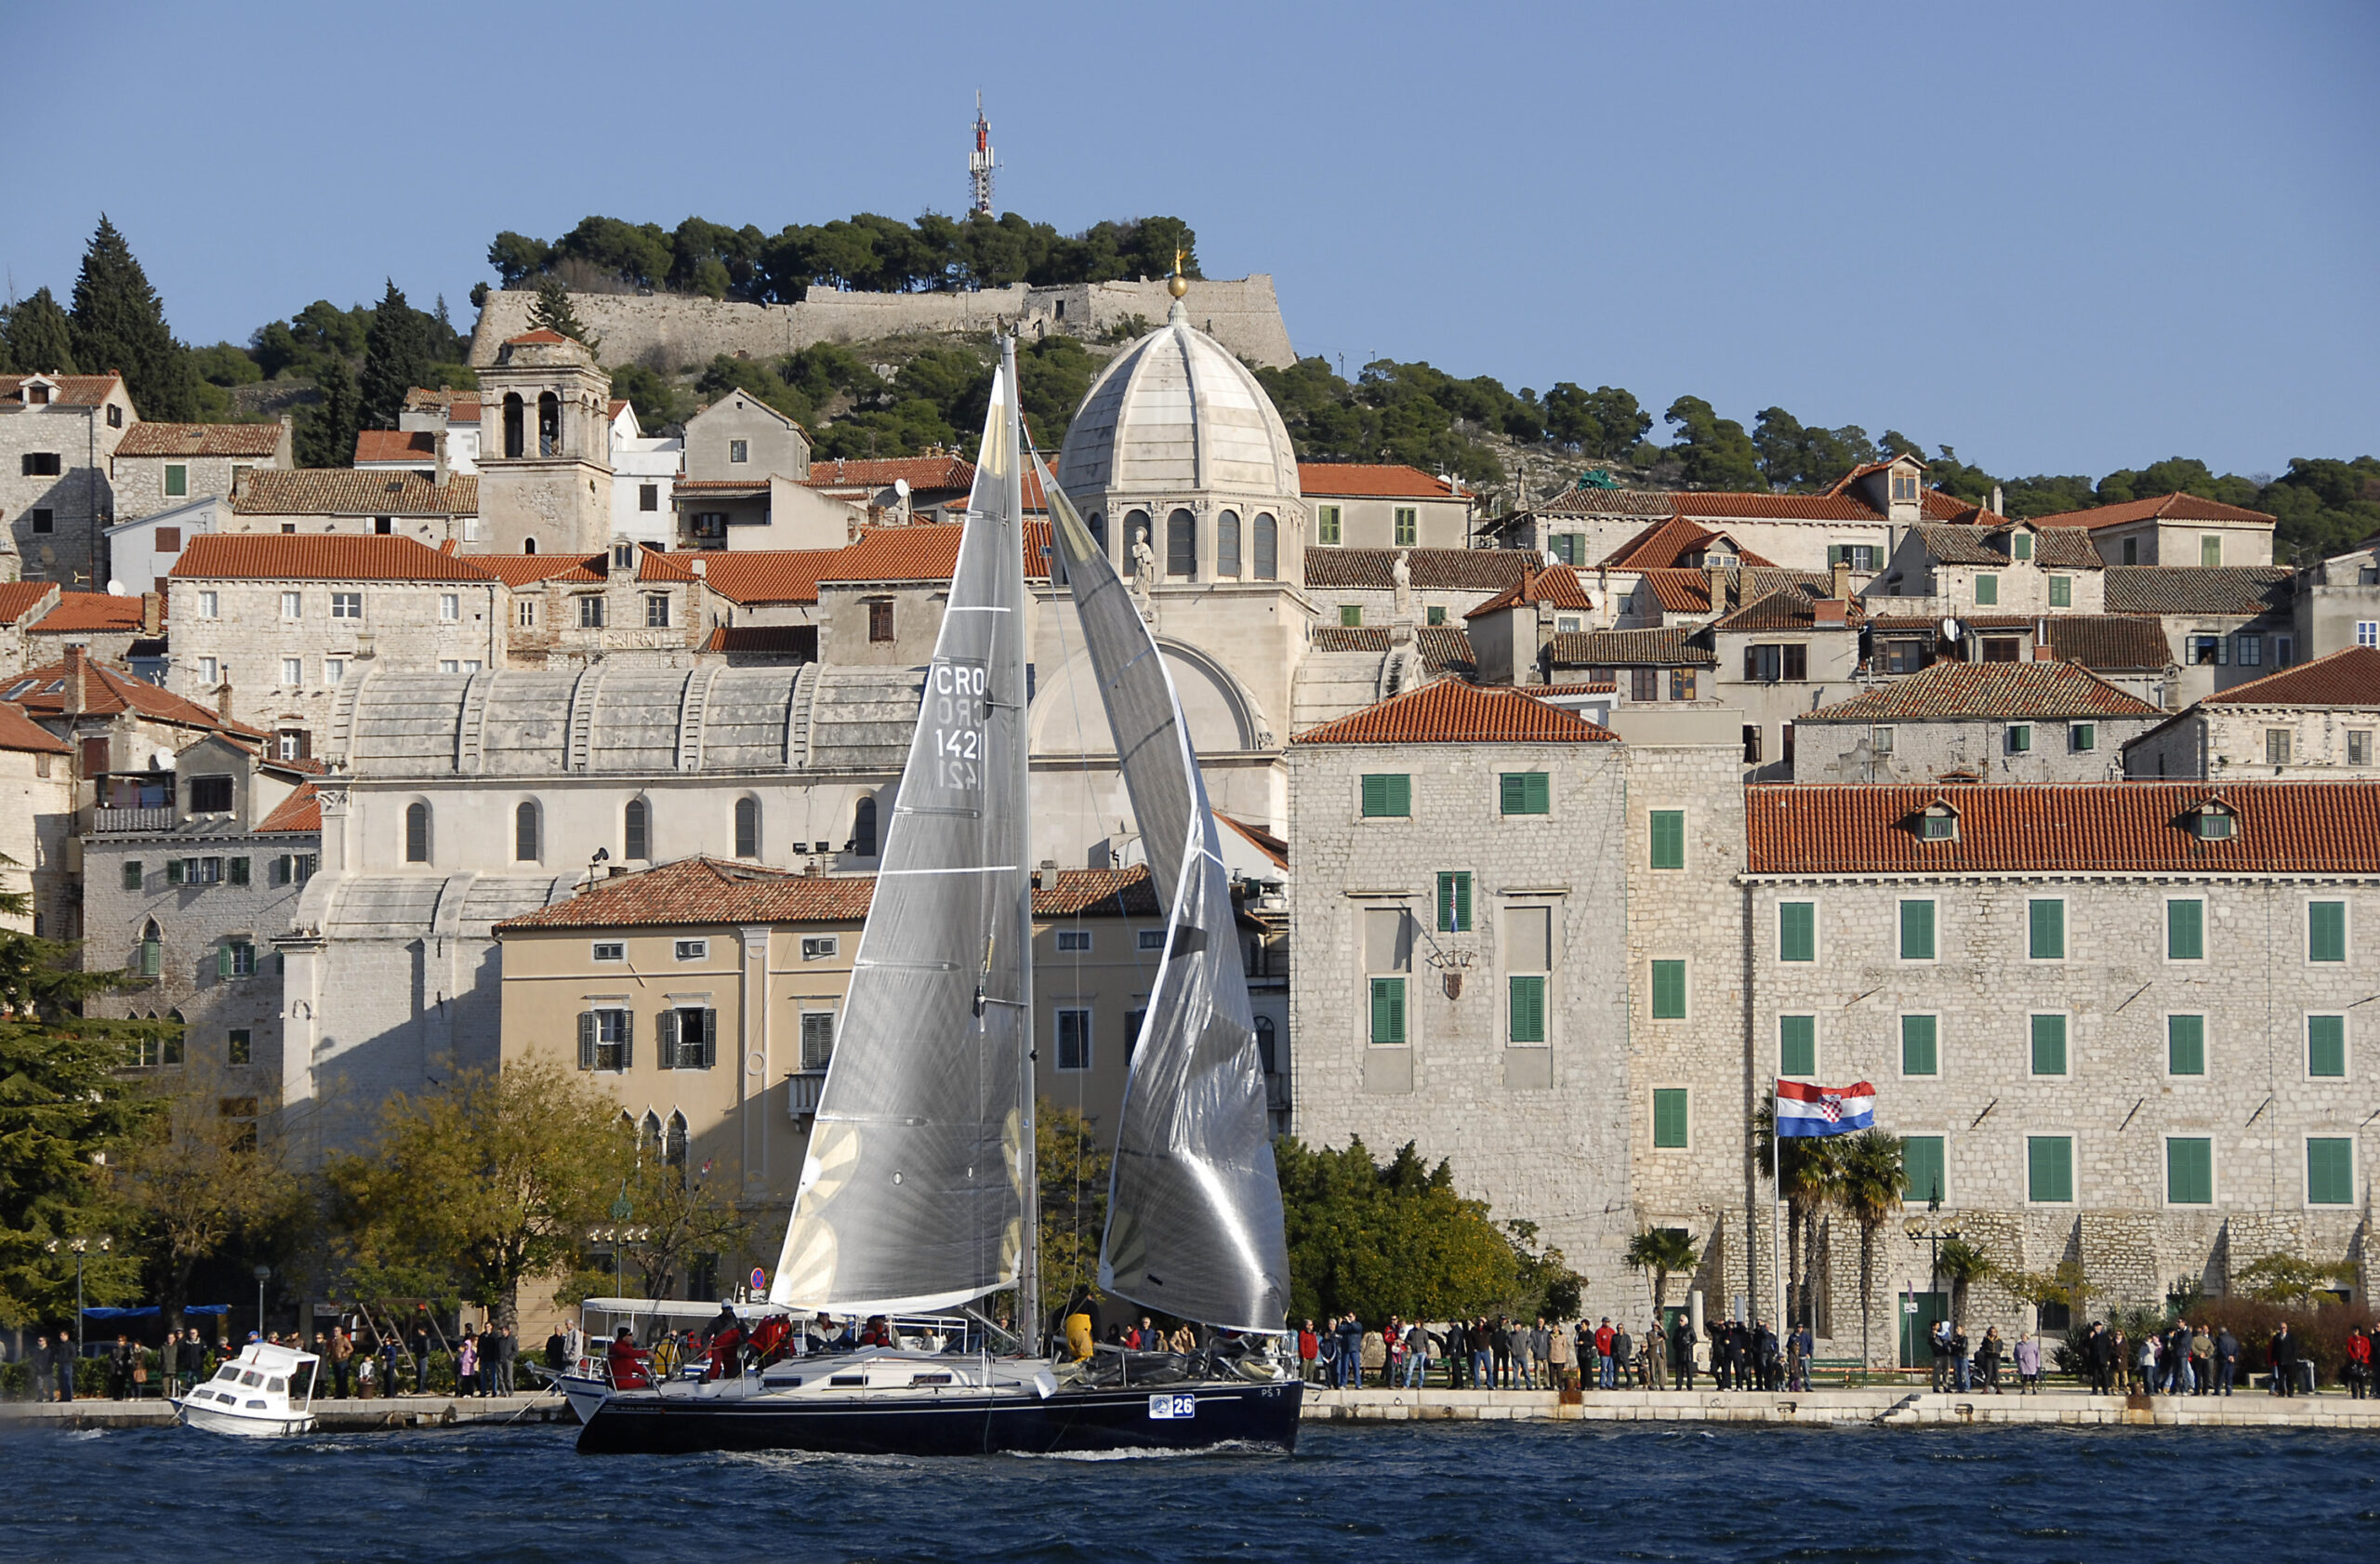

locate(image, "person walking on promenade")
[[2191, 1324, 2214, 1396], [1671, 1314, 1696, 1391], [1336, 1315, 1365, 1390], [2084, 1322, 2114, 1395], [1544, 1318, 1572, 1391], [183, 1329, 206, 1395], [498, 1327, 520, 1396], [1469, 1318, 1494, 1390], [1950, 1327, 1972, 1394], [107, 1333, 135, 1400], [2214, 1327, 2239, 1396], [410, 1322, 431, 1394], [2268, 1325, 2294, 1397], [1402, 1321, 1429, 1388], [1296, 1319, 1319, 1384], [1977, 1327, 2003, 1393], [1611, 1323, 1634, 1389], [1928, 1318, 1951, 1392], [1792, 1321, 1814, 1391], [457, 1330, 481, 1398], [2346, 1327, 2371, 1398], [1490, 1316, 1514, 1389], [2013, 1332, 2041, 1393], [1512, 1318, 1535, 1390], [1593, 1318, 1616, 1390], [159, 1329, 179, 1399]]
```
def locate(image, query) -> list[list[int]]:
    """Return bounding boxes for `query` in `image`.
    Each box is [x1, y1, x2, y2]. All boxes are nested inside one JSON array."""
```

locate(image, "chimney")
[[1831, 557, 1852, 603], [1704, 557, 1729, 616], [140, 591, 162, 636], [690, 556, 707, 578], [1813, 599, 1847, 627], [1990, 483, 2004, 517], [434, 428, 451, 487], [63, 645, 87, 718], [217, 680, 235, 719]]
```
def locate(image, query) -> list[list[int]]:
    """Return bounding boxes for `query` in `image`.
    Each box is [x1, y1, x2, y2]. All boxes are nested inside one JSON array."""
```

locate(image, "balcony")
[[787, 1069, 827, 1120], [92, 807, 177, 834]]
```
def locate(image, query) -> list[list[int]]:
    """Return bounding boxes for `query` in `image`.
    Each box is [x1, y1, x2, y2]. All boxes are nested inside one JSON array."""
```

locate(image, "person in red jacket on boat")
[[702, 1304, 747, 1379], [606, 1328, 652, 1390]]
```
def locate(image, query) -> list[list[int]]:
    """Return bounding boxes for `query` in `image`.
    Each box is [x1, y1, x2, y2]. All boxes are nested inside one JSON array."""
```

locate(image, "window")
[[2360, 622, 2380, 650], [2187, 635, 2227, 667], [1316, 505, 1342, 546], [1166, 508, 1196, 577], [2168, 1014, 2205, 1075], [1055, 928, 1092, 953], [800, 1011, 836, 1071], [1778, 901, 1816, 963], [1508, 974, 1546, 1043], [2154, 1137, 2214, 1206], [866, 600, 894, 642], [578, 1008, 631, 1071], [1394, 507, 1418, 548], [2309, 900, 2347, 962], [20, 452, 61, 477], [2122, 537, 2139, 564], [1427, 604, 1447, 626], [2167, 898, 2204, 961], [674, 938, 707, 961], [1368, 976, 1406, 1043], [441, 660, 461, 674], [2238, 634, 2262, 667], [156, 526, 183, 551], [1629, 668, 1658, 703], [728, 439, 748, 464], [1043, 1007, 1090, 1071], [1505, 906, 1551, 1045], [577, 596, 605, 629], [122, 861, 142, 891], [2191, 807, 2234, 841], [281, 657, 302, 686], [324, 658, 345, 684], [1974, 573, 1999, 606], [2200, 535, 2222, 567], [1252, 513, 1277, 579], [646, 594, 671, 629], [1669, 668, 1698, 701], [1435, 870, 1472, 933], [2027, 1135, 2074, 1203], [221, 940, 256, 978], [280, 590, 301, 619], [2008, 723, 2033, 754], [438, 592, 459, 623], [2307, 1014, 2346, 1078], [691, 512, 727, 539], [800, 935, 839, 961], [1898, 899, 1936, 961], [1778, 1014, 1816, 1077], [624, 798, 650, 859], [331, 591, 362, 620], [514, 802, 540, 861], [591, 942, 626, 962], [1499, 772, 1550, 815], [2010, 532, 2032, 562], [1366, 907, 1412, 1045], [31, 508, 51, 533], [228, 857, 249, 885], [1551, 533, 1582, 565], [1742, 725, 1762, 764], [1360, 774, 1410, 817], [1339, 603, 1362, 628], [1136, 928, 1168, 951], [658, 1007, 715, 1070], [2307, 1138, 2354, 1204], [1826, 543, 1878, 571], [1903, 1134, 1946, 1203], [2267, 729, 2292, 765], [1650, 959, 1686, 1020], [2029, 898, 2065, 960], [853, 796, 878, 856], [1890, 471, 1918, 502], [198, 590, 220, 618], [1649, 809, 1686, 869], [640, 483, 658, 511], [270, 854, 315, 886], [1216, 510, 1241, 577], [139, 922, 163, 977], [1651, 1088, 1688, 1148], [228, 1028, 252, 1067], [404, 802, 430, 862], [197, 656, 223, 685], [375, 516, 392, 535], [734, 797, 760, 858], [2351, 731, 2373, 767], [2047, 575, 2070, 608], [1743, 643, 1807, 682], [188, 775, 233, 813], [1901, 1014, 1938, 1077], [2069, 723, 2096, 753], [2030, 1014, 2068, 1076]]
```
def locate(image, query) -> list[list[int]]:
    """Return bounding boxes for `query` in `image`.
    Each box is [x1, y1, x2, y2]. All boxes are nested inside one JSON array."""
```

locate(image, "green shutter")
[[2048, 575, 2070, 607], [1361, 774, 1410, 817], [2028, 1136, 2073, 1203], [2309, 901, 2347, 963], [1899, 899, 1936, 961], [1651, 1088, 1688, 1148], [1901, 1014, 1938, 1076], [2307, 1014, 2347, 1078], [1778, 1014, 1816, 1076], [1975, 573, 1998, 605], [1649, 809, 1685, 869], [655, 1009, 679, 1071], [2168, 899, 2204, 960], [2307, 1138, 2354, 1204], [1369, 976, 1406, 1044], [577, 1013, 596, 1070], [166, 858, 186, 885], [122, 861, 142, 891], [228, 856, 249, 886], [2030, 1013, 2068, 1076], [2029, 898, 2064, 960], [216, 944, 232, 980], [2166, 1138, 2213, 1204], [1436, 871, 1471, 933], [1902, 1135, 1946, 1204], [1508, 975, 1546, 1043], [2167, 1014, 2205, 1076], [1501, 772, 1549, 815], [1650, 960, 1686, 1019], [1778, 901, 1816, 963]]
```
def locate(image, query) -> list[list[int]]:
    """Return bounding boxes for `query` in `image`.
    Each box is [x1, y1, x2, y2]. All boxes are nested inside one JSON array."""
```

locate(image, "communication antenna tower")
[[969, 91, 997, 217]]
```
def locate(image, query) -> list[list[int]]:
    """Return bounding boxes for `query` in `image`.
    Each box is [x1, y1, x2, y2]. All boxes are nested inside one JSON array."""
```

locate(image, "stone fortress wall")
[[468, 275, 1297, 373]]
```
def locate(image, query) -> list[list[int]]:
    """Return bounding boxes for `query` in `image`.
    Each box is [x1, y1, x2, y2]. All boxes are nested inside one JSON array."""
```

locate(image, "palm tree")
[[1835, 1130, 1906, 1370], [1752, 1094, 1842, 1332], [1936, 1237, 1991, 1333], [1624, 1226, 1700, 1317]]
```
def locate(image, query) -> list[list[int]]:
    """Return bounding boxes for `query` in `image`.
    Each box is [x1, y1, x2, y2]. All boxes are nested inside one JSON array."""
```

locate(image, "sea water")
[[1, 1420, 2373, 1562]]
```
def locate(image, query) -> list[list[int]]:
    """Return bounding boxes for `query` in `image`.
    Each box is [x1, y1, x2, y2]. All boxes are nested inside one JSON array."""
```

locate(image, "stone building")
[[2031, 492, 2278, 568], [1793, 661, 2163, 784], [0, 371, 134, 585], [474, 330, 615, 555], [1869, 520, 2106, 617], [231, 469, 480, 547], [21, 590, 156, 671], [103, 495, 231, 597], [672, 394, 851, 551], [109, 419, 292, 522], [1297, 463, 1474, 552], [0, 580, 63, 677], [479, 544, 727, 669], [0, 701, 73, 934], [2104, 566, 2299, 702], [2123, 647, 2380, 781]]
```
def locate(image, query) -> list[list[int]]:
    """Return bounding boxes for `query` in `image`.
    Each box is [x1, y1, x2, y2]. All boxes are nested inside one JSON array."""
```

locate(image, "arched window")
[[514, 801, 540, 862], [1166, 508, 1197, 577], [853, 796, 878, 857], [1087, 511, 1105, 551], [1217, 510, 1242, 577], [1123, 510, 1151, 575], [666, 1110, 689, 1176], [537, 391, 561, 457], [624, 798, 650, 860], [1254, 1015, 1278, 1077], [1254, 513, 1278, 580], [522, 537, 537, 555], [404, 801, 430, 863], [734, 797, 760, 859], [139, 919, 163, 979], [502, 393, 524, 459], [641, 1110, 662, 1161]]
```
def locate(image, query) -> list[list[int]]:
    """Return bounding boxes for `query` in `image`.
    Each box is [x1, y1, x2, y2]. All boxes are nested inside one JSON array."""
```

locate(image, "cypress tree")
[[68, 216, 201, 420], [2, 287, 77, 375], [297, 354, 361, 469], [529, 276, 599, 350], [359, 280, 433, 431]]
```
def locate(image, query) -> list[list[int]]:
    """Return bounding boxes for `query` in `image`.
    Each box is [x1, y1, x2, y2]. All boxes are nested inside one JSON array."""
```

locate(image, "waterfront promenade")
[[1302, 1384, 2380, 1428]]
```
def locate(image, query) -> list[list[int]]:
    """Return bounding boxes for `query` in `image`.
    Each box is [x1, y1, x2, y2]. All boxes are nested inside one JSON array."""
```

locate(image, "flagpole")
[[1770, 1080, 1784, 1349]]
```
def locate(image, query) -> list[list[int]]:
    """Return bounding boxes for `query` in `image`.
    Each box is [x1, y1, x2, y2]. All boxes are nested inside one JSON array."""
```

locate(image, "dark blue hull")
[[575, 1377, 1302, 1457]]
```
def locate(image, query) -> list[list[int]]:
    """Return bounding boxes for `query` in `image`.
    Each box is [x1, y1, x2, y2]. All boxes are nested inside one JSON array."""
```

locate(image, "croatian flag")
[[1776, 1079, 1875, 1137]]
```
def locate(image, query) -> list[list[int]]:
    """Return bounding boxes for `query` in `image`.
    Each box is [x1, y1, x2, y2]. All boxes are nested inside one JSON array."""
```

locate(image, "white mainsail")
[[1038, 452, 1292, 1333], [771, 348, 1034, 1318]]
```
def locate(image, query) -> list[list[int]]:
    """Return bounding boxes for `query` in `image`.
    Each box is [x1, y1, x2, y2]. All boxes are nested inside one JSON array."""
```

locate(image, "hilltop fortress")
[[467, 274, 1297, 372]]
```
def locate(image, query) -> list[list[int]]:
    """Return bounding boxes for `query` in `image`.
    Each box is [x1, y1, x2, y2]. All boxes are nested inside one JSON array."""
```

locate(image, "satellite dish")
[[106, 578, 129, 596], [892, 478, 910, 499], [1940, 616, 1963, 642]]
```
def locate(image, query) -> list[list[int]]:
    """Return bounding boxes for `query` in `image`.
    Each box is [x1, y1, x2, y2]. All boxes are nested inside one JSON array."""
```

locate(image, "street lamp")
[[255, 1264, 271, 1340], [1902, 1182, 1958, 1364], [46, 1236, 112, 1356]]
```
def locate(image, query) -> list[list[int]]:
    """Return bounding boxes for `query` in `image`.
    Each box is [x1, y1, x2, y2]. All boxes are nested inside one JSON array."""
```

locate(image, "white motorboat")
[[173, 1341, 319, 1437]]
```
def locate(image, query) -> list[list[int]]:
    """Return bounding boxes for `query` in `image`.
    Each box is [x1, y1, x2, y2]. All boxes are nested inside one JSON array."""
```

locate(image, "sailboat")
[[574, 336, 1301, 1457]]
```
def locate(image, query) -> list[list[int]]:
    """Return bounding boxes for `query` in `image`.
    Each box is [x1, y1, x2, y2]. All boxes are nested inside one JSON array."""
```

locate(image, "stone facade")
[[474, 332, 615, 556], [2126, 703, 2380, 781], [1797, 710, 2151, 784], [0, 373, 135, 585], [108, 420, 292, 523]]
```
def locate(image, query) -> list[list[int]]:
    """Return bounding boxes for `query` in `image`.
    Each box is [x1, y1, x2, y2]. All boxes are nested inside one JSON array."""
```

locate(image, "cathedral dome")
[[1056, 304, 1302, 505]]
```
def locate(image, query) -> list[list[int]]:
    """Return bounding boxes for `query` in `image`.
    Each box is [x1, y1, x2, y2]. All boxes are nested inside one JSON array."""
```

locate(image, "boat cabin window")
[[215, 1367, 240, 1382], [267, 1377, 286, 1394], [240, 1371, 264, 1387]]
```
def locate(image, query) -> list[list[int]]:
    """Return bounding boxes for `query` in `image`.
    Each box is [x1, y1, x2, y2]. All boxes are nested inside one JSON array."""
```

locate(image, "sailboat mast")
[[1005, 334, 1041, 1349]]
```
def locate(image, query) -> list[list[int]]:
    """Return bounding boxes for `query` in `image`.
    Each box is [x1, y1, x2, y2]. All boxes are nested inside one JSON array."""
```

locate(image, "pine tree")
[[68, 216, 202, 419], [297, 354, 361, 469], [358, 280, 433, 431], [2, 286, 77, 375], [529, 276, 599, 350]]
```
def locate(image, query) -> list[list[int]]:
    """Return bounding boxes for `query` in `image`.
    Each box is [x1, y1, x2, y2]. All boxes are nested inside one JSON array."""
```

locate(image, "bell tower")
[[474, 329, 615, 554]]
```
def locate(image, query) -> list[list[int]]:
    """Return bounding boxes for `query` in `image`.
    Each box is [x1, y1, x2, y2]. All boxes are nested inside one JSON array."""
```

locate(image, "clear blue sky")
[[7, 0, 2373, 480]]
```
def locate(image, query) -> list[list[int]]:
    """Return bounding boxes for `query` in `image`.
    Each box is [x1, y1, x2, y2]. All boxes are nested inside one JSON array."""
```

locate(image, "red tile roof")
[[1032, 866, 1161, 918], [692, 550, 841, 605], [401, 388, 482, 421], [2032, 492, 2276, 530], [1712, 586, 1863, 631], [0, 373, 126, 409], [2040, 616, 2175, 672], [505, 328, 571, 346], [234, 469, 476, 517], [170, 534, 500, 583], [353, 430, 439, 464], [1303, 547, 1532, 593], [2103, 566, 2293, 616], [113, 422, 284, 459], [813, 522, 1052, 584], [496, 855, 1159, 930], [1292, 679, 1617, 746], [256, 782, 321, 834], [1747, 781, 2380, 877], [1296, 462, 1471, 501], [7, 654, 260, 735], [2200, 646, 2380, 708], [1546, 627, 1715, 668], [0, 701, 68, 754], [475, 553, 601, 587], [1635, 566, 1835, 616], [0, 582, 59, 626], [1306, 625, 1478, 675], [1463, 561, 1595, 617], [1597, 514, 1778, 570], [701, 624, 816, 656], [1801, 661, 2162, 722], [30, 592, 146, 634], [808, 456, 977, 493], [1528, 477, 1982, 528]]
